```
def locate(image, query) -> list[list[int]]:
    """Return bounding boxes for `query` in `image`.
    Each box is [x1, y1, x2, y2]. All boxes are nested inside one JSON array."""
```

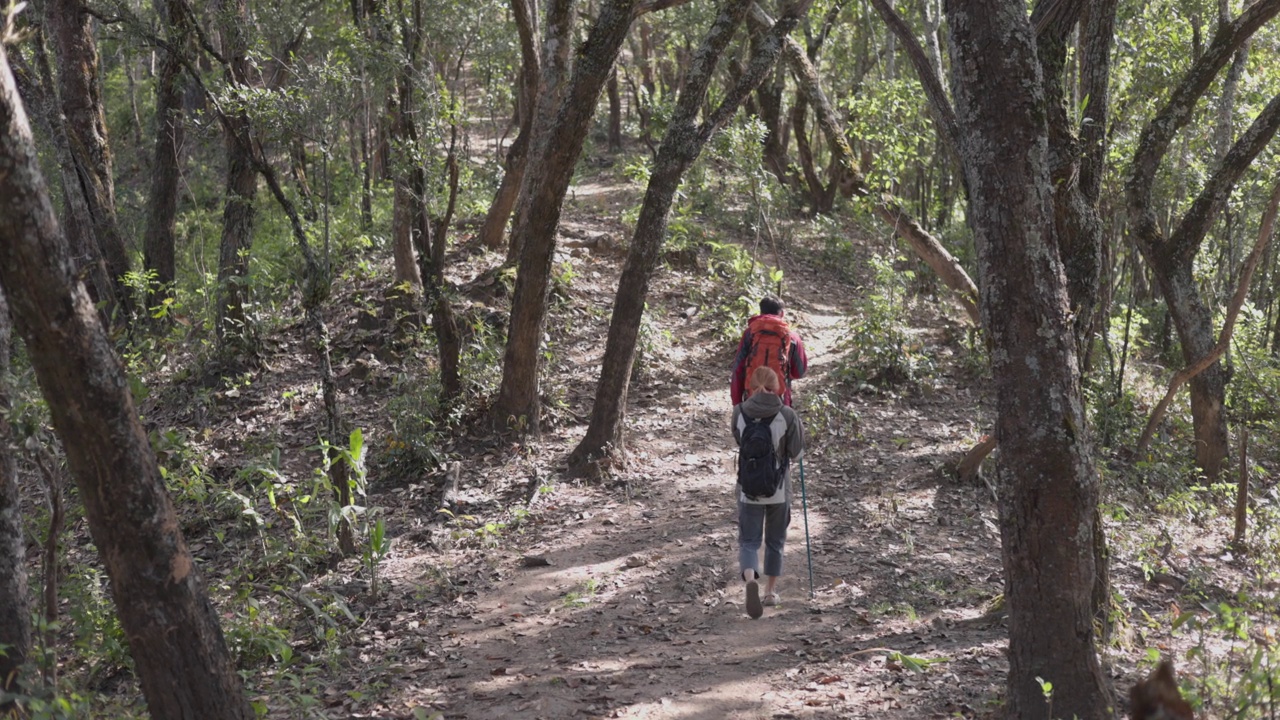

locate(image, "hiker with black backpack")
[[732, 366, 805, 619], [730, 295, 807, 407]]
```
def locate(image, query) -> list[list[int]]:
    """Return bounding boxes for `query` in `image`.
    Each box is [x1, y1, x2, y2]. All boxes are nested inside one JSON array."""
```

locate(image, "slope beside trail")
[[345, 182, 1017, 719]]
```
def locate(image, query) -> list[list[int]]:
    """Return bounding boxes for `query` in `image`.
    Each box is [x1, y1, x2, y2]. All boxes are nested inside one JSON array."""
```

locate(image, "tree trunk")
[[1033, 0, 1115, 351], [359, 128, 373, 229], [391, 183, 425, 290], [943, 3, 1111, 718], [46, 0, 134, 324], [0, 286, 32, 710], [9, 44, 119, 329], [144, 0, 189, 319], [388, 36, 422, 292], [394, 0, 462, 403], [1213, 0, 1250, 163], [0, 46, 253, 720], [790, 98, 828, 210], [215, 0, 259, 360], [505, 0, 576, 265], [754, 66, 800, 190], [569, 0, 809, 468], [493, 0, 640, 431], [607, 66, 623, 151], [1156, 260, 1232, 474], [1137, 178, 1280, 456], [430, 144, 464, 402], [757, 3, 979, 325], [416, 200, 462, 403], [635, 20, 656, 138], [479, 0, 542, 250], [1134, 89, 1280, 477]]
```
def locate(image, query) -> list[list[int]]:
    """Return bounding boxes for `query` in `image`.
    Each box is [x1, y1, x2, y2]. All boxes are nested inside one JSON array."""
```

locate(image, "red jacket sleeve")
[[788, 333, 808, 380]]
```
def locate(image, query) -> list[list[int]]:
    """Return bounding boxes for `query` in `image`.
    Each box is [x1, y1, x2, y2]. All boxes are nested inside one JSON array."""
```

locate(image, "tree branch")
[[702, 0, 813, 137], [1136, 176, 1280, 454], [1165, 91, 1280, 264], [1125, 0, 1280, 248], [633, 0, 697, 17], [1077, 0, 1119, 202], [176, 0, 229, 66], [865, 0, 959, 153]]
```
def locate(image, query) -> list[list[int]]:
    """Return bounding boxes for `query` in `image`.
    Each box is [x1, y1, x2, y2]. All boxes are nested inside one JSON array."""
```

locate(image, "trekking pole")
[[798, 456, 815, 599]]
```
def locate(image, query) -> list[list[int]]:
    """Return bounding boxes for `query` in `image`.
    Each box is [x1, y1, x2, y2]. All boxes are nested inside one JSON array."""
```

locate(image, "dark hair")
[[759, 295, 785, 316]]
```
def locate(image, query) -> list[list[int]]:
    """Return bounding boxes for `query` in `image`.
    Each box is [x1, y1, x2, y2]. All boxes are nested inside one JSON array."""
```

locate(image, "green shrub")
[[838, 253, 934, 388]]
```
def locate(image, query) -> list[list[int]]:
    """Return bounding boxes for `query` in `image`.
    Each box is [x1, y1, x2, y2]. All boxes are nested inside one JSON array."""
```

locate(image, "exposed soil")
[[34, 159, 1209, 720]]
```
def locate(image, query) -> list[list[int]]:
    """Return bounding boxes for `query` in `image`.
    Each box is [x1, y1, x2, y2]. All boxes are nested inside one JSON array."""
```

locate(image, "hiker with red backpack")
[[730, 296, 808, 407], [732, 365, 805, 619]]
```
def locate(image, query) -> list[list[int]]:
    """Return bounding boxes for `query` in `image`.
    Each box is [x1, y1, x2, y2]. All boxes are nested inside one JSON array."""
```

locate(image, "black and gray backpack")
[[738, 414, 786, 500]]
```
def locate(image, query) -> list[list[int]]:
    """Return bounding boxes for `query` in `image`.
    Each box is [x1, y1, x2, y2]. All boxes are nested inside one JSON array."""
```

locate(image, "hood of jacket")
[[740, 391, 784, 419]]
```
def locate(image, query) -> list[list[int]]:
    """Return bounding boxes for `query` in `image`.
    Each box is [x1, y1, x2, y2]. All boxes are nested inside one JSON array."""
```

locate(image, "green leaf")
[[349, 427, 364, 459]]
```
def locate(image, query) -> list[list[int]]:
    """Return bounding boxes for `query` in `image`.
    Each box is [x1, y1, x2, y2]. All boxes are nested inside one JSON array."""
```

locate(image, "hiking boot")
[[763, 592, 780, 607], [745, 579, 763, 619]]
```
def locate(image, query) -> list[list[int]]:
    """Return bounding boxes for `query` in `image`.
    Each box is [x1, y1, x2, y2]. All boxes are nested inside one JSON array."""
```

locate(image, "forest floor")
[[321, 198, 1017, 720], [70, 155, 1231, 719]]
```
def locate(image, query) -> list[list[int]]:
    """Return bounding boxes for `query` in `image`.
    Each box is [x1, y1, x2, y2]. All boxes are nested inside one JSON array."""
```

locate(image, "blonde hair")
[[748, 366, 781, 395]]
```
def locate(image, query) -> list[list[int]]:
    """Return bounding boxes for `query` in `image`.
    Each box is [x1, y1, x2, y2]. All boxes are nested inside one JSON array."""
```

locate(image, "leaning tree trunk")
[[0, 286, 32, 710], [11, 45, 118, 327], [480, 0, 571, 254], [504, 0, 576, 265], [46, 0, 134, 324], [493, 0, 640, 431], [143, 0, 190, 318], [943, 3, 1112, 718], [0, 45, 253, 720], [570, 0, 808, 469]]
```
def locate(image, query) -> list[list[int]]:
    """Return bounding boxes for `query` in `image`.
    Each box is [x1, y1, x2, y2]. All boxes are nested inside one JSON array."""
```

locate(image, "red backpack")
[[742, 315, 792, 399]]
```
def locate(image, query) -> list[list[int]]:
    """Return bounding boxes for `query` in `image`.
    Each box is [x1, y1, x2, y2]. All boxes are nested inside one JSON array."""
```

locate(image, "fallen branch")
[[436, 461, 461, 520], [954, 433, 997, 486], [250, 583, 340, 629]]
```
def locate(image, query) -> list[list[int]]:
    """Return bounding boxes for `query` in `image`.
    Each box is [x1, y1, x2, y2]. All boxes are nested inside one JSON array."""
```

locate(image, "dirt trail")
[[361, 227, 1019, 719]]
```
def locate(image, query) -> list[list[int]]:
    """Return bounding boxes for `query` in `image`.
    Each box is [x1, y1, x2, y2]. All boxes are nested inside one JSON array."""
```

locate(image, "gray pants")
[[738, 500, 790, 577]]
